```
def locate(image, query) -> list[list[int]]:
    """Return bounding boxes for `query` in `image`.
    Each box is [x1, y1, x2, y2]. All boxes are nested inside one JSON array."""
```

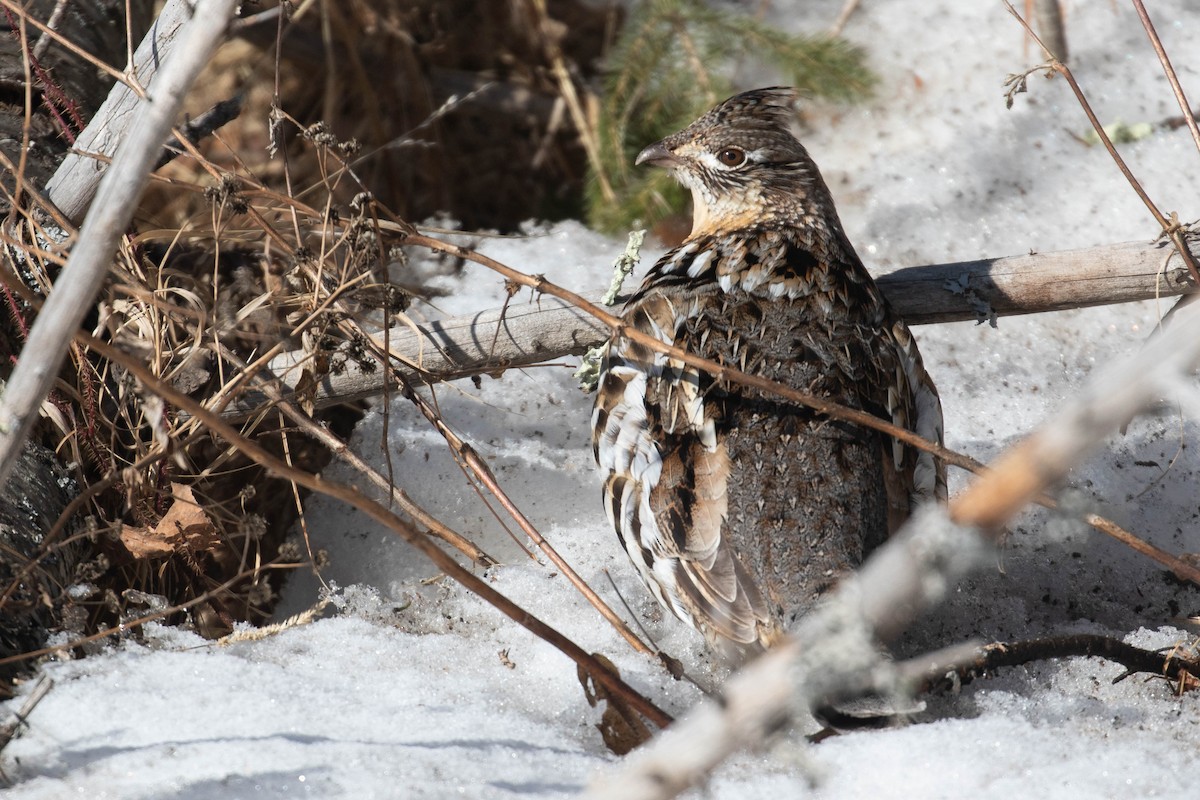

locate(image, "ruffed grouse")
[[591, 87, 946, 651]]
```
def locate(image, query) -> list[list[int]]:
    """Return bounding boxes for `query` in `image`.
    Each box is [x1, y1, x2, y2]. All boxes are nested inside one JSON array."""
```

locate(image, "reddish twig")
[[391, 230, 1200, 590], [389, 369, 655, 656], [1131, 1, 1200, 157], [217, 345, 500, 568], [1003, 0, 1200, 286], [72, 329, 674, 729]]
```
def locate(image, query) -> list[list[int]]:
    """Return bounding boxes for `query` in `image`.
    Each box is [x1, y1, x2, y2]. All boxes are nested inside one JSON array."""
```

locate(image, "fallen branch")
[[250, 234, 1196, 415], [42, 0, 211, 223], [154, 94, 246, 170], [935, 634, 1199, 690], [816, 633, 1200, 731]]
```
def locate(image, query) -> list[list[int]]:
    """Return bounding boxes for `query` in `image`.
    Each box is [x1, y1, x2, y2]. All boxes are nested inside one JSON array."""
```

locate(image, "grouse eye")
[[717, 147, 746, 167]]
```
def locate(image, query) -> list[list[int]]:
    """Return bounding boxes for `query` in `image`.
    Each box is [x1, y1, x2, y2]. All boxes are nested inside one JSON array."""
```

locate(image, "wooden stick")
[[42, 0, 208, 223]]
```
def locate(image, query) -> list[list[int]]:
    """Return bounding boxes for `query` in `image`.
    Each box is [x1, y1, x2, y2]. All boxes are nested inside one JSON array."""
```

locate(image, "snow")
[[5, 1, 1200, 797]]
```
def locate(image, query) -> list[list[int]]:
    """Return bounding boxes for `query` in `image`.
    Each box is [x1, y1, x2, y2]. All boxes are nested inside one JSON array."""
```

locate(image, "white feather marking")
[[891, 321, 946, 500], [687, 249, 715, 278]]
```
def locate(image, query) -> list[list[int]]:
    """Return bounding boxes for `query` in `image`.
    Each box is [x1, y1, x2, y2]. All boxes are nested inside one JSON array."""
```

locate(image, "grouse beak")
[[635, 141, 679, 168]]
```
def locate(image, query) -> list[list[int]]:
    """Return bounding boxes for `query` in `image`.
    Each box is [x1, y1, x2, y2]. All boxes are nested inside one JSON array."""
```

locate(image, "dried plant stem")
[[0, 0, 126, 86], [389, 371, 654, 656], [1004, 0, 1200, 286], [922, 634, 1199, 690], [1131, 0, 1200, 157], [823, 632, 1200, 728], [0, 674, 52, 753], [72, 331, 674, 729], [0, 0, 237, 492], [526, 0, 615, 205], [829, 0, 863, 37], [217, 347, 499, 568]]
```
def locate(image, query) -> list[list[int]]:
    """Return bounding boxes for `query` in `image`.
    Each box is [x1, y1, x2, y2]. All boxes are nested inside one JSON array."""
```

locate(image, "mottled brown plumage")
[[591, 87, 945, 651]]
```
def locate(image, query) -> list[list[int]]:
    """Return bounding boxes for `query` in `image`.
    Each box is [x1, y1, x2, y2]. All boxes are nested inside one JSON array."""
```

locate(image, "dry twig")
[[1004, 0, 1200, 286]]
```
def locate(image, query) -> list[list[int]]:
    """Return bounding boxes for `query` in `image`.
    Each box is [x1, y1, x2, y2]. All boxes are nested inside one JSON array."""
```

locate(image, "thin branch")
[[525, 0, 615, 204], [380, 345, 655, 657], [829, 0, 863, 37], [930, 634, 1199, 689], [1131, 0, 1200, 158], [0, 674, 52, 754], [154, 94, 246, 170], [0, 562, 297, 669], [217, 346, 499, 568], [817, 633, 1199, 731], [1004, 0, 1200, 286], [30, 0, 70, 61]]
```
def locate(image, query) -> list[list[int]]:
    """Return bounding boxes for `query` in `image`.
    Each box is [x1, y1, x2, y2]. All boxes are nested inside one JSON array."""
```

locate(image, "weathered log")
[[43, 0, 208, 223], [244, 235, 1196, 416], [875, 235, 1193, 325]]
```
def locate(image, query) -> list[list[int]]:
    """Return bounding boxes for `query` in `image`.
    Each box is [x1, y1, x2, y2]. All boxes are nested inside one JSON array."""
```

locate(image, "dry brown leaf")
[[577, 653, 654, 755], [118, 483, 217, 559], [118, 524, 177, 559]]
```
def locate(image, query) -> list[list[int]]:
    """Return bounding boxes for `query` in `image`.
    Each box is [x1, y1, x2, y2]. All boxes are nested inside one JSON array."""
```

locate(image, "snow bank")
[[5, 1, 1200, 797]]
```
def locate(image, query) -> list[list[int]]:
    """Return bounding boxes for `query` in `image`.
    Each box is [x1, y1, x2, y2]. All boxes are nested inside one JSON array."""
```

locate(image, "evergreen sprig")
[[588, 0, 875, 233]]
